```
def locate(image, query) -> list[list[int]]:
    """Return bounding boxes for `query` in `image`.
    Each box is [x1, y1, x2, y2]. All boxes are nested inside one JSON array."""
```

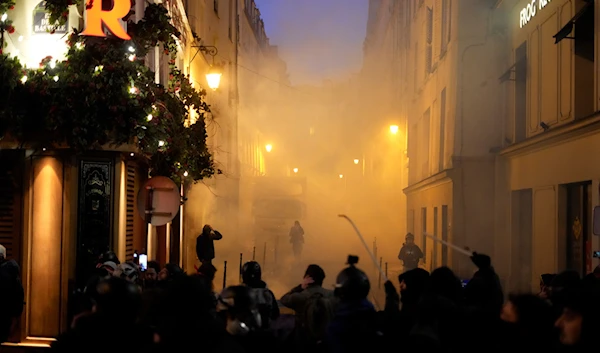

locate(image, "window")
[[425, 7, 433, 74], [515, 42, 527, 142], [441, 205, 448, 266], [421, 207, 427, 263], [433, 207, 438, 269], [229, 0, 234, 40], [420, 108, 431, 179], [214, 0, 219, 15], [439, 88, 446, 171], [441, 0, 450, 55]]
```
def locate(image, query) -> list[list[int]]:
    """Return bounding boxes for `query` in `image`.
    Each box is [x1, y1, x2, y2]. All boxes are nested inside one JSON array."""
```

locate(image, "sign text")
[[520, 0, 552, 28], [81, 0, 131, 40]]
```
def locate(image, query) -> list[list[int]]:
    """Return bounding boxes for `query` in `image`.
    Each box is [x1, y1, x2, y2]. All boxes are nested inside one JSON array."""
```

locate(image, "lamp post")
[[190, 40, 222, 90]]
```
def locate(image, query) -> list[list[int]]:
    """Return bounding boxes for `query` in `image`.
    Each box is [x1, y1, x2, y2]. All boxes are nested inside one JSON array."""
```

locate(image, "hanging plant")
[[0, 1, 215, 183]]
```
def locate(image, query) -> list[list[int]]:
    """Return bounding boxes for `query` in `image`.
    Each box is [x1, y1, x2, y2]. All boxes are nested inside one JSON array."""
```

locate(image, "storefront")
[[497, 0, 599, 292]]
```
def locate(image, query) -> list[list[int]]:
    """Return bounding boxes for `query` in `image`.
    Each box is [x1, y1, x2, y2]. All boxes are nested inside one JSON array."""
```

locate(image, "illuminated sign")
[[33, 2, 67, 34], [520, 0, 552, 28], [81, 0, 131, 40]]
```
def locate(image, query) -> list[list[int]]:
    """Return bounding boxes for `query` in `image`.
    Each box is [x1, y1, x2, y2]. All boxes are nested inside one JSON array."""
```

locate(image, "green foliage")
[[0, 2, 215, 183]]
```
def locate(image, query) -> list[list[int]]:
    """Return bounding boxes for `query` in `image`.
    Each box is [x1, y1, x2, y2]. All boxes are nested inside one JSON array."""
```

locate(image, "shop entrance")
[[564, 182, 592, 276]]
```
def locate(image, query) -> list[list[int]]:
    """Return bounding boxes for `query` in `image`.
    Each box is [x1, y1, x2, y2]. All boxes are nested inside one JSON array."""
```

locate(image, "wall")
[[406, 178, 453, 272]]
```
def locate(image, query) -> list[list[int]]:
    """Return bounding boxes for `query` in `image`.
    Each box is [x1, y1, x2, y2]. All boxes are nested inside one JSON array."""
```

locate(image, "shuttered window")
[[126, 162, 136, 261], [0, 151, 23, 264]]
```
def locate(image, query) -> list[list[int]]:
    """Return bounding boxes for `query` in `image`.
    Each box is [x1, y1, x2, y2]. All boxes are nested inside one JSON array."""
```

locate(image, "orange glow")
[[81, 0, 132, 40]]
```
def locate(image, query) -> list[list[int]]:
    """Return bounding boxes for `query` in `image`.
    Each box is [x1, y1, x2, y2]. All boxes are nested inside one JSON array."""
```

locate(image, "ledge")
[[499, 112, 600, 158], [403, 170, 452, 195]]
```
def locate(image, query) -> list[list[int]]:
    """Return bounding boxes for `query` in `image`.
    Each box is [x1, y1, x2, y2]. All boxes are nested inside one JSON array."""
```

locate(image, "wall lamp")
[[190, 40, 222, 90]]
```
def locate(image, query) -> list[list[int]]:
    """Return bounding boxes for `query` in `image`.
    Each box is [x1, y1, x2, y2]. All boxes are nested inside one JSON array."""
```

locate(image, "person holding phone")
[[196, 224, 223, 265]]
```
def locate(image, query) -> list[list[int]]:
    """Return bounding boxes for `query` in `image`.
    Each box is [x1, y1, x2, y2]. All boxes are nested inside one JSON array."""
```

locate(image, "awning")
[[499, 62, 517, 83], [554, 1, 593, 44]]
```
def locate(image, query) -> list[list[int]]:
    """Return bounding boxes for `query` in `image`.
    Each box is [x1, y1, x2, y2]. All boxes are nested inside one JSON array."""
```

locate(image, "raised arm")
[[211, 230, 223, 240]]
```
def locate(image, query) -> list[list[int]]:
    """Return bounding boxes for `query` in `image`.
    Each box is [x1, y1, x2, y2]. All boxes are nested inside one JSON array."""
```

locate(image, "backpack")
[[302, 292, 335, 343], [249, 287, 276, 328]]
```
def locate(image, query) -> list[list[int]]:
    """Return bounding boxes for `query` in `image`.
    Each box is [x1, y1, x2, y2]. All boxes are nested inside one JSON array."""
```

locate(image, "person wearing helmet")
[[241, 261, 279, 329], [327, 256, 382, 353], [398, 233, 423, 272]]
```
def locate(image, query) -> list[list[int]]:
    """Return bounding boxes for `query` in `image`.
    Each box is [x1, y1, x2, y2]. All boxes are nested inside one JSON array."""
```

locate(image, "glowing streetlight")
[[265, 144, 273, 153], [389, 125, 399, 135], [206, 65, 222, 91], [339, 174, 344, 179], [293, 168, 299, 173], [353, 159, 359, 165]]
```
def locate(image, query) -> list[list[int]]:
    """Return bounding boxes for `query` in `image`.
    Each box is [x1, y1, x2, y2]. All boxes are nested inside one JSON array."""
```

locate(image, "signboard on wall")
[[33, 1, 67, 34]]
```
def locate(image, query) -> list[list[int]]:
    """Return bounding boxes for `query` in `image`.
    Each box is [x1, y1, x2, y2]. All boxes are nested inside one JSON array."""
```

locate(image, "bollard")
[[385, 262, 388, 280], [378, 257, 383, 289], [252, 246, 256, 261], [223, 261, 227, 289], [239, 253, 243, 283]]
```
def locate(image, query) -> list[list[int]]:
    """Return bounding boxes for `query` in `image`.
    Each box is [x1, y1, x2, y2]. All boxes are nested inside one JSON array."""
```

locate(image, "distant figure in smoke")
[[398, 233, 423, 272], [290, 221, 305, 259], [196, 224, 223, 265]]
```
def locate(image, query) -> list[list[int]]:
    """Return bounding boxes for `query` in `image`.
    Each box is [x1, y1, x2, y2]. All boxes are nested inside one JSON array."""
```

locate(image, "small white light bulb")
[[128, 46, 135, 53], [158, 140, 165, 147], [183, 171, 189, 177], [20, 76, 27, 83], [147, 114, 153, 121], [53, 75, 59, 82], [1, 13, 7, 22]]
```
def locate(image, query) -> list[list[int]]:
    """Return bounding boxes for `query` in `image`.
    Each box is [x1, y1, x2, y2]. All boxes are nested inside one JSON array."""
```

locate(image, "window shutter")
[[125, 162, 136, 261], [0, 151, 23, 263]]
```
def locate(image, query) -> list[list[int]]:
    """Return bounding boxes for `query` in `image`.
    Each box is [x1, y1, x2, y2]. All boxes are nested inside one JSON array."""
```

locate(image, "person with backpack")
[[0, 244, 24, 343], [241, 261, 280, 329], [280, 264, 336, 352]]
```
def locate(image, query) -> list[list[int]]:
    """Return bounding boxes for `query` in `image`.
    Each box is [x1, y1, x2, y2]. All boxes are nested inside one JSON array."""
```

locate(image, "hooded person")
[[196, 224, 223, 265]]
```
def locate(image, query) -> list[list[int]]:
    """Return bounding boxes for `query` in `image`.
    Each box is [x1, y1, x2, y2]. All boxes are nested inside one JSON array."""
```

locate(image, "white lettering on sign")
[[519, 0, 552, 28]]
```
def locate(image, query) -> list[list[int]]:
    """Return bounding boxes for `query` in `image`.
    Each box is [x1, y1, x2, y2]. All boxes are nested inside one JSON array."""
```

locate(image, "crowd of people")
[[1, 237, 600, 352]]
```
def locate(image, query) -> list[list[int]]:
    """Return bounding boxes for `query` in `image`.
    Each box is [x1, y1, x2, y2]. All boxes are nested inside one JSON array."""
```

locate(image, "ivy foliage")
[[0, 1, 215, 183]]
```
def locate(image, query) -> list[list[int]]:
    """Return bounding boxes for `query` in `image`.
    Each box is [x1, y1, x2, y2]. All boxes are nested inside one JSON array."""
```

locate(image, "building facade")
[[180, 0, 289, 273], [363, 0, 507, 276], [495, 0, 600, 292]]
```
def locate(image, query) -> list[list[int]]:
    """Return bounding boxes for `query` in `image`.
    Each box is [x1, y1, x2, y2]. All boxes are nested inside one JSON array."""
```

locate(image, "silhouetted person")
[[398, 233, 423, 272], [196, 224, 223, 265], [289, 221, 304, 259]]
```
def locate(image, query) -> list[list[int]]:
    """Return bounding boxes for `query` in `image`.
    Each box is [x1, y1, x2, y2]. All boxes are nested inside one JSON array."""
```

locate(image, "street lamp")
[[339, 174, 344, 179], [389, 125, 399, 135], [265, 144, 273, 153], [190, 40, 222, 90], [293, 168, 299, 173], [353, 159, 360, 165]]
